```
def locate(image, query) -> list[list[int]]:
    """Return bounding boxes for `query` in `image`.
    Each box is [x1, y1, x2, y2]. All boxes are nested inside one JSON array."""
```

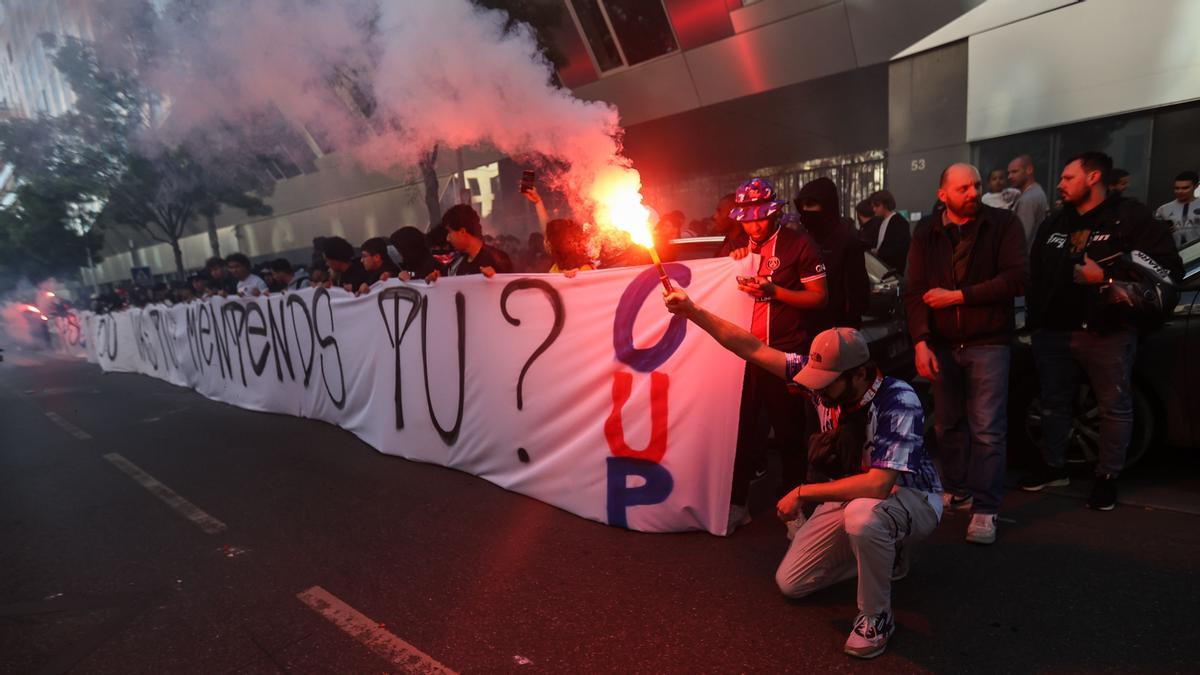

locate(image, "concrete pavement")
[[2, 349, 1198, 673]]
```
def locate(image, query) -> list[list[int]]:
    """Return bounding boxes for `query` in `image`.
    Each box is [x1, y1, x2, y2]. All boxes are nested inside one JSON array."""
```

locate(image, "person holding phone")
[[723, 177, 828, 533]]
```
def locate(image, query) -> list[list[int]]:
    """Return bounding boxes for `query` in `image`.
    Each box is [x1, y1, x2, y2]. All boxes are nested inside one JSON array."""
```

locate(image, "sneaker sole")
[[965, 532, 996, 545], [1087, 503, 1116, 511], [1020, 478, 1070, 492], [844, 630, 894, 660], [844, 644, 888, 659]]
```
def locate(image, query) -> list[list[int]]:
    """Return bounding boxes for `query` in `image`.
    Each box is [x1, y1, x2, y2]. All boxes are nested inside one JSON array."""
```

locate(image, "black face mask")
[[799, 208, 838, 234]]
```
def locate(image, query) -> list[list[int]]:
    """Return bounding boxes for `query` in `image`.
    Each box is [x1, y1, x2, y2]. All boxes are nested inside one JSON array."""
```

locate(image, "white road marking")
[[296, 585, 457, 674], [43, 411, 92, 440], [102, 453, 227, 534], [140, 406, 191, 423]]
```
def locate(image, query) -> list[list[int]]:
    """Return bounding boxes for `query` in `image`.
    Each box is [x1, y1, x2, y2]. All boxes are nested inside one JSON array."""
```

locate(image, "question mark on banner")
[[500, 278, 565, 463]]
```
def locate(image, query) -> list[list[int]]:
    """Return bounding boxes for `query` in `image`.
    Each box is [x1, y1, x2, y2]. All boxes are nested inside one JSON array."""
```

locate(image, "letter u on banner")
[[603, 371, 669, 464]]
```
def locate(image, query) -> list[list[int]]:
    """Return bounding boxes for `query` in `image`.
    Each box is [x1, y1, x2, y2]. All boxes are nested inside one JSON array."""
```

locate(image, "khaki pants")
[[775, 488, 940, 616]]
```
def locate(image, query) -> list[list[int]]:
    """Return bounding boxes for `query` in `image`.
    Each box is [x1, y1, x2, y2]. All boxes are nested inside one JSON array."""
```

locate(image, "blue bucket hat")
[[729, 177, 788, 222]]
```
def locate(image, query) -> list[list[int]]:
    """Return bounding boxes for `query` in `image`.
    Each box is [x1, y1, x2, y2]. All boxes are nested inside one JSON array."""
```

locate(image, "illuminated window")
[[568, 0, 678, 73]]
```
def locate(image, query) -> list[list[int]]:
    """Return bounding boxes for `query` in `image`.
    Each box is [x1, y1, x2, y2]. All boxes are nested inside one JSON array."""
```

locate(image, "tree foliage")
[[0, 17, 274, 283]]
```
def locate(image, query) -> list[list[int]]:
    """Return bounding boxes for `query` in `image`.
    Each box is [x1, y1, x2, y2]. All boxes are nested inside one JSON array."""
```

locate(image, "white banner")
[[79, 258, 752, 534], [48, 311, 91, 361]]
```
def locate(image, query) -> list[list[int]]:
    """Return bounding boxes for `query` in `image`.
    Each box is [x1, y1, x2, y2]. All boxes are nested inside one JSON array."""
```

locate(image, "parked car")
[[668, 236, 913, 376], [1010, 239, 1200, 469]]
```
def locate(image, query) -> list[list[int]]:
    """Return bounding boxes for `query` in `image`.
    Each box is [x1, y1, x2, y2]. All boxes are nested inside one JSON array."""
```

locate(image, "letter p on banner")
[[606, 457, 674, 528]]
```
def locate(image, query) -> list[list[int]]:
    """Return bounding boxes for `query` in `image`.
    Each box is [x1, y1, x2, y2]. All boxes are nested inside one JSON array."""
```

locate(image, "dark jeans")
[[931, 344, 1011, 515], [732, 362, 813, 505], [1032, 329, 1137, 477]]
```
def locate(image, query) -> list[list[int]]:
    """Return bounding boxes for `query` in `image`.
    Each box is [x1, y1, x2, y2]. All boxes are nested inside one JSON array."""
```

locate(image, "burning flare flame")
[[589, 166, 654, 249]]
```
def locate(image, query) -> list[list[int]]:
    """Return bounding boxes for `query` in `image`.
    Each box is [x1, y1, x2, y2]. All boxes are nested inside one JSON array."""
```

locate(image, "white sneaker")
[[965, 514, 997, 545], [726, 504, 750, 535], [844, 611, 895, 659]]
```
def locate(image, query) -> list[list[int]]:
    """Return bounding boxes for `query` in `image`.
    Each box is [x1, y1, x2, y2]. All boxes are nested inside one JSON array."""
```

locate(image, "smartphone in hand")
[[736, 275, 757, 286]]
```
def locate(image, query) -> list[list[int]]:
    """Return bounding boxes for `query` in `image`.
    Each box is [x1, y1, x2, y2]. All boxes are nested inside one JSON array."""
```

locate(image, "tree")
[[1, 28, 274, 281], [0, 33, 140, 287], [97, 144, 268, 279], [419, 146, 442, 229], [184, 124, 276, 258], [0, 179, 103, 289]]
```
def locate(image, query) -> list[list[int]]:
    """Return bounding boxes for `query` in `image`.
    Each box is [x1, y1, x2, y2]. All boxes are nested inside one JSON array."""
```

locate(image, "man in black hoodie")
[[796, 178, 870, 329], [1020, 152, 1182, 510], [905, 163, 1027, 545]]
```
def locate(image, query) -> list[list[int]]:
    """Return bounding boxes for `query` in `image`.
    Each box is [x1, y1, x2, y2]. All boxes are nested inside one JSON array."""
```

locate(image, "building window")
[[972, 114, 1154, 205], [568, 0, 678, 73], [569, 0, 624, 72]]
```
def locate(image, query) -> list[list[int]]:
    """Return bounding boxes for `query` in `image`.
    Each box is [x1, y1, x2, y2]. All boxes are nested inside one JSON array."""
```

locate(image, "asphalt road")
[[2, 348, 1198, 674]]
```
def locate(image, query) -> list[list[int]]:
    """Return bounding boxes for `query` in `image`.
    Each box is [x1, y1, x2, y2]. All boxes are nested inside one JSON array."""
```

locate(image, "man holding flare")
[[663, 288, 942, 659]]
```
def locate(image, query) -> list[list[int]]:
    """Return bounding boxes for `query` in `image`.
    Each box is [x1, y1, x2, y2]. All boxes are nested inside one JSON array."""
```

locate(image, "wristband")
[[760, 281, 776, 299]]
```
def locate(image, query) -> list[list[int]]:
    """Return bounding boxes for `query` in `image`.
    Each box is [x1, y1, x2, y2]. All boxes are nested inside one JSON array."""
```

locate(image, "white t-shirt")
[[1154, 198, 1200, 248], [237, 273, 269, 296]]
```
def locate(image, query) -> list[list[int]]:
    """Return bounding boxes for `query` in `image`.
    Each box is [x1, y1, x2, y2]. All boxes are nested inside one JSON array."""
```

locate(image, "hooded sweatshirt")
[[796, 178, 870, 329]]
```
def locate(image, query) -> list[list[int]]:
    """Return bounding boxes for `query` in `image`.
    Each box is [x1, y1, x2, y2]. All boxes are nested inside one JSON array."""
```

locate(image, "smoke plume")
[[138, 0, 638, 225]]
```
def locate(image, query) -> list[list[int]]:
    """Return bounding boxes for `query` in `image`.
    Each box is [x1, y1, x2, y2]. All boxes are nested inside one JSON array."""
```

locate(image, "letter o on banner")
[[612, 264, 691, 373]]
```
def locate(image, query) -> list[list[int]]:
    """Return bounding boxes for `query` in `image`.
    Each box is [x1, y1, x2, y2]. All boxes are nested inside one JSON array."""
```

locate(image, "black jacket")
[[874, 212, 911, 274], [363, 258, 401, 286], [806, 217, 870, 329], [796, 178, 870, 329], [1028, 195, 1182, 333], [905, 205, 1028, 347]]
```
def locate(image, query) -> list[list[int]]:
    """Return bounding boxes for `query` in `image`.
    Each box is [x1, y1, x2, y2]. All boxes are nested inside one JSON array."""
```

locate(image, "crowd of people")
[[80, 151, 1193, 660], [665, 150, 1184, 659]]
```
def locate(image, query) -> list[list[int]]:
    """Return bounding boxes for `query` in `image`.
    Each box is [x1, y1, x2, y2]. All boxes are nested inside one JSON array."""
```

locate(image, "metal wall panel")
[[683, 2, 858, 106], [967, 0, 1200, 141], [889, 40, 968, 155], [728, 0, 838, 34], [571, 52, 703, 126], [623, 64, 888, 186], [844, 0, 984, 66], [887, 41, 969, 212]]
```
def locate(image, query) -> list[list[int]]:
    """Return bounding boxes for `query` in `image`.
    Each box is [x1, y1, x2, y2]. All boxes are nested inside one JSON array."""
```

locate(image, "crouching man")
[[664, 289, 942, 659]]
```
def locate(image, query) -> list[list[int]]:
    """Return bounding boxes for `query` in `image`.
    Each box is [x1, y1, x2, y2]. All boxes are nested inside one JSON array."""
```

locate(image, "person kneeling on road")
[[664, 290, 943, 659]]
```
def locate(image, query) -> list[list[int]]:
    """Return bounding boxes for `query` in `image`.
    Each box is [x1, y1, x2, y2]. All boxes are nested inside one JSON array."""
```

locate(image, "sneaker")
[[844, 611, 895, 659], [891, 541, 910, 581], [726, 504, 751, 535], [1019, 464, 1070, 492], [1086, 475, 1118, 511], [965, 513, 997, 545]]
